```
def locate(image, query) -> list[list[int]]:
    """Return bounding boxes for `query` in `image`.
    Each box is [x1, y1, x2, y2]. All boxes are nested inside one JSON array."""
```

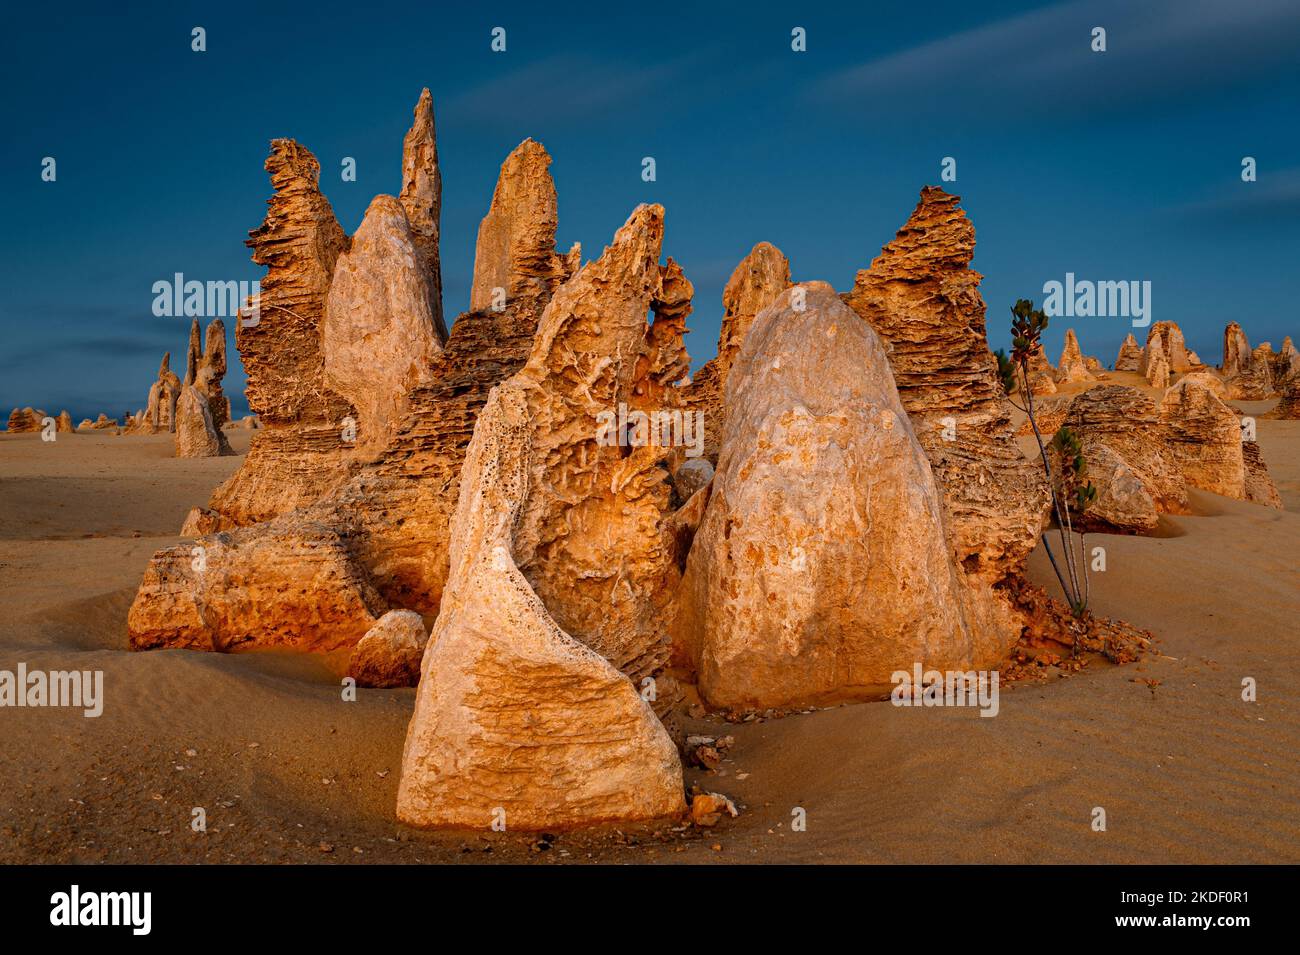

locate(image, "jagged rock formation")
[[205, 139, 357, 526], [79, 414, 118, 431], [1220, 322, 1274, 399], [1115, 333, 1143, 372], [128, 523, 386, 654], [1084, 355, 1106, 377], [1186, 349, 1204, 367], [1056, 328, 1093, 383], [1228, 343, 1276, 400], [197, 319, 230, 431], [184, 318, 201, 387], [397, 205, 689, 830], [1241, 442, 1283, 509], [676, 283, 1020, 708], [56, 410, 73, 433], [1064, 386, 1188, 533], [6, 408, 44, 432], [469, 139, 579, 319], [1145, 338, 1171, 389], [1272, 376, 1300, 419], [1158, 376, 1281, 506], [348, 610, 429, 688], [144, 352, 182, 433], [843, 186, 1049, 586], [1222, 322, 1251, 377], [322, 194, 442, 456], [1144, 321, 1191, 374], [130, 139, 625, 677], [174, 319, 234, 457], [1274, 337, 1300, 385], [174, 385, 225, 458], [682, 242, 791, 461], [398, 88, 447, 342], [1158, 377, 1245, 498]]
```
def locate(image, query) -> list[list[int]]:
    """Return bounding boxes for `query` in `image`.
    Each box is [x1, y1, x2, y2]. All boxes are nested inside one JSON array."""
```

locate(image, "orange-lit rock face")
[[322, 194, 442, 456], [682, 241, 791, 462], [843, 186, 1049, 585], [210, 139, 357, 526], [398, 206, 688, 830], [1065, 385, 1188, 533], [676, 283, 1020, 710]]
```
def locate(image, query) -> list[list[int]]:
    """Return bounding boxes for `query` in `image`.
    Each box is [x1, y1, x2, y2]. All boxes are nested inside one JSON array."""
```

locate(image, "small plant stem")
[[1018, 361, 1081, 607]]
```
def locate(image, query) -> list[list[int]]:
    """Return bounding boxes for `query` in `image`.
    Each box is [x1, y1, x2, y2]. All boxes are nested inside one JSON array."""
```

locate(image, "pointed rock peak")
[[185, 319, 202, 386], [1115, 333, 1144, 372], [399, 88, 445, 342], [324, 192, 442, 455], [716, 241, 791, 372], [853, 186, 975, 288], [470, 139, 572, 316], [158, 351, 171, 377]]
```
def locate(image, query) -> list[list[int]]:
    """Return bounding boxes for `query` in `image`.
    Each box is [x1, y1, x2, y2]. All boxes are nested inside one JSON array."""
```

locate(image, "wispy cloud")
[[441, 54, 696, 128], [809, 0, 1300, 116], [1164, 166, 1300, 226]]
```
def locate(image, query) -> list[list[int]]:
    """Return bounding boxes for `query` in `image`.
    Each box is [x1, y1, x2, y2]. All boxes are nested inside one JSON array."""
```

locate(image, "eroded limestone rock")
[[1157, 376, 1244, 499], [1115, 333, 1143, 372], [1144, 322, 1191, 374], [1064, 385, 1188, 533], [678, 282, 1018, 709], [843, 186, 1049, 584], [322, 194, 442, 456], [206, 140, 357, 525], [397, 206, 690, 829], [348, 609, 429, 688], [1057, 329, 1092, 382], [398, 88, 447, 342], [469, 139, 578, 319], [682, 242, 791, 461]]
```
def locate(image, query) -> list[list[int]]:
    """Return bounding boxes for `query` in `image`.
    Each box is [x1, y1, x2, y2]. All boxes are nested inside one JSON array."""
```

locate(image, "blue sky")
[[2, 0, 1297, 419]]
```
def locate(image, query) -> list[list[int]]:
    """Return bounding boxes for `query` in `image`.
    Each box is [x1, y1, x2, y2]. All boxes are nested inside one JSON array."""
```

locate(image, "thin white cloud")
[[441, 54, 695, 127], [810, 0, 1300, 112]]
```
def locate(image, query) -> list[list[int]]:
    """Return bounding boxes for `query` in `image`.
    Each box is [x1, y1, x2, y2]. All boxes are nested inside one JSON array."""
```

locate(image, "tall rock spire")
[[469, 139, 579, 318], [399, 88, 447, 342]]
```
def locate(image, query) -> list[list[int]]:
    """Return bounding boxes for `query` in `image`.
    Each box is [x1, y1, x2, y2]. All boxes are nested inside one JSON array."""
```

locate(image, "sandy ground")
[[1, 413, 1297, 864]]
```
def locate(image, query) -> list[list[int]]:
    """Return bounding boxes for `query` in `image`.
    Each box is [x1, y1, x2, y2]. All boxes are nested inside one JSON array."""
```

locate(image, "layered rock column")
[[843, 186, 1050, 584], [1144, 321, 1191, 374], [205, 140, 356, 524]]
